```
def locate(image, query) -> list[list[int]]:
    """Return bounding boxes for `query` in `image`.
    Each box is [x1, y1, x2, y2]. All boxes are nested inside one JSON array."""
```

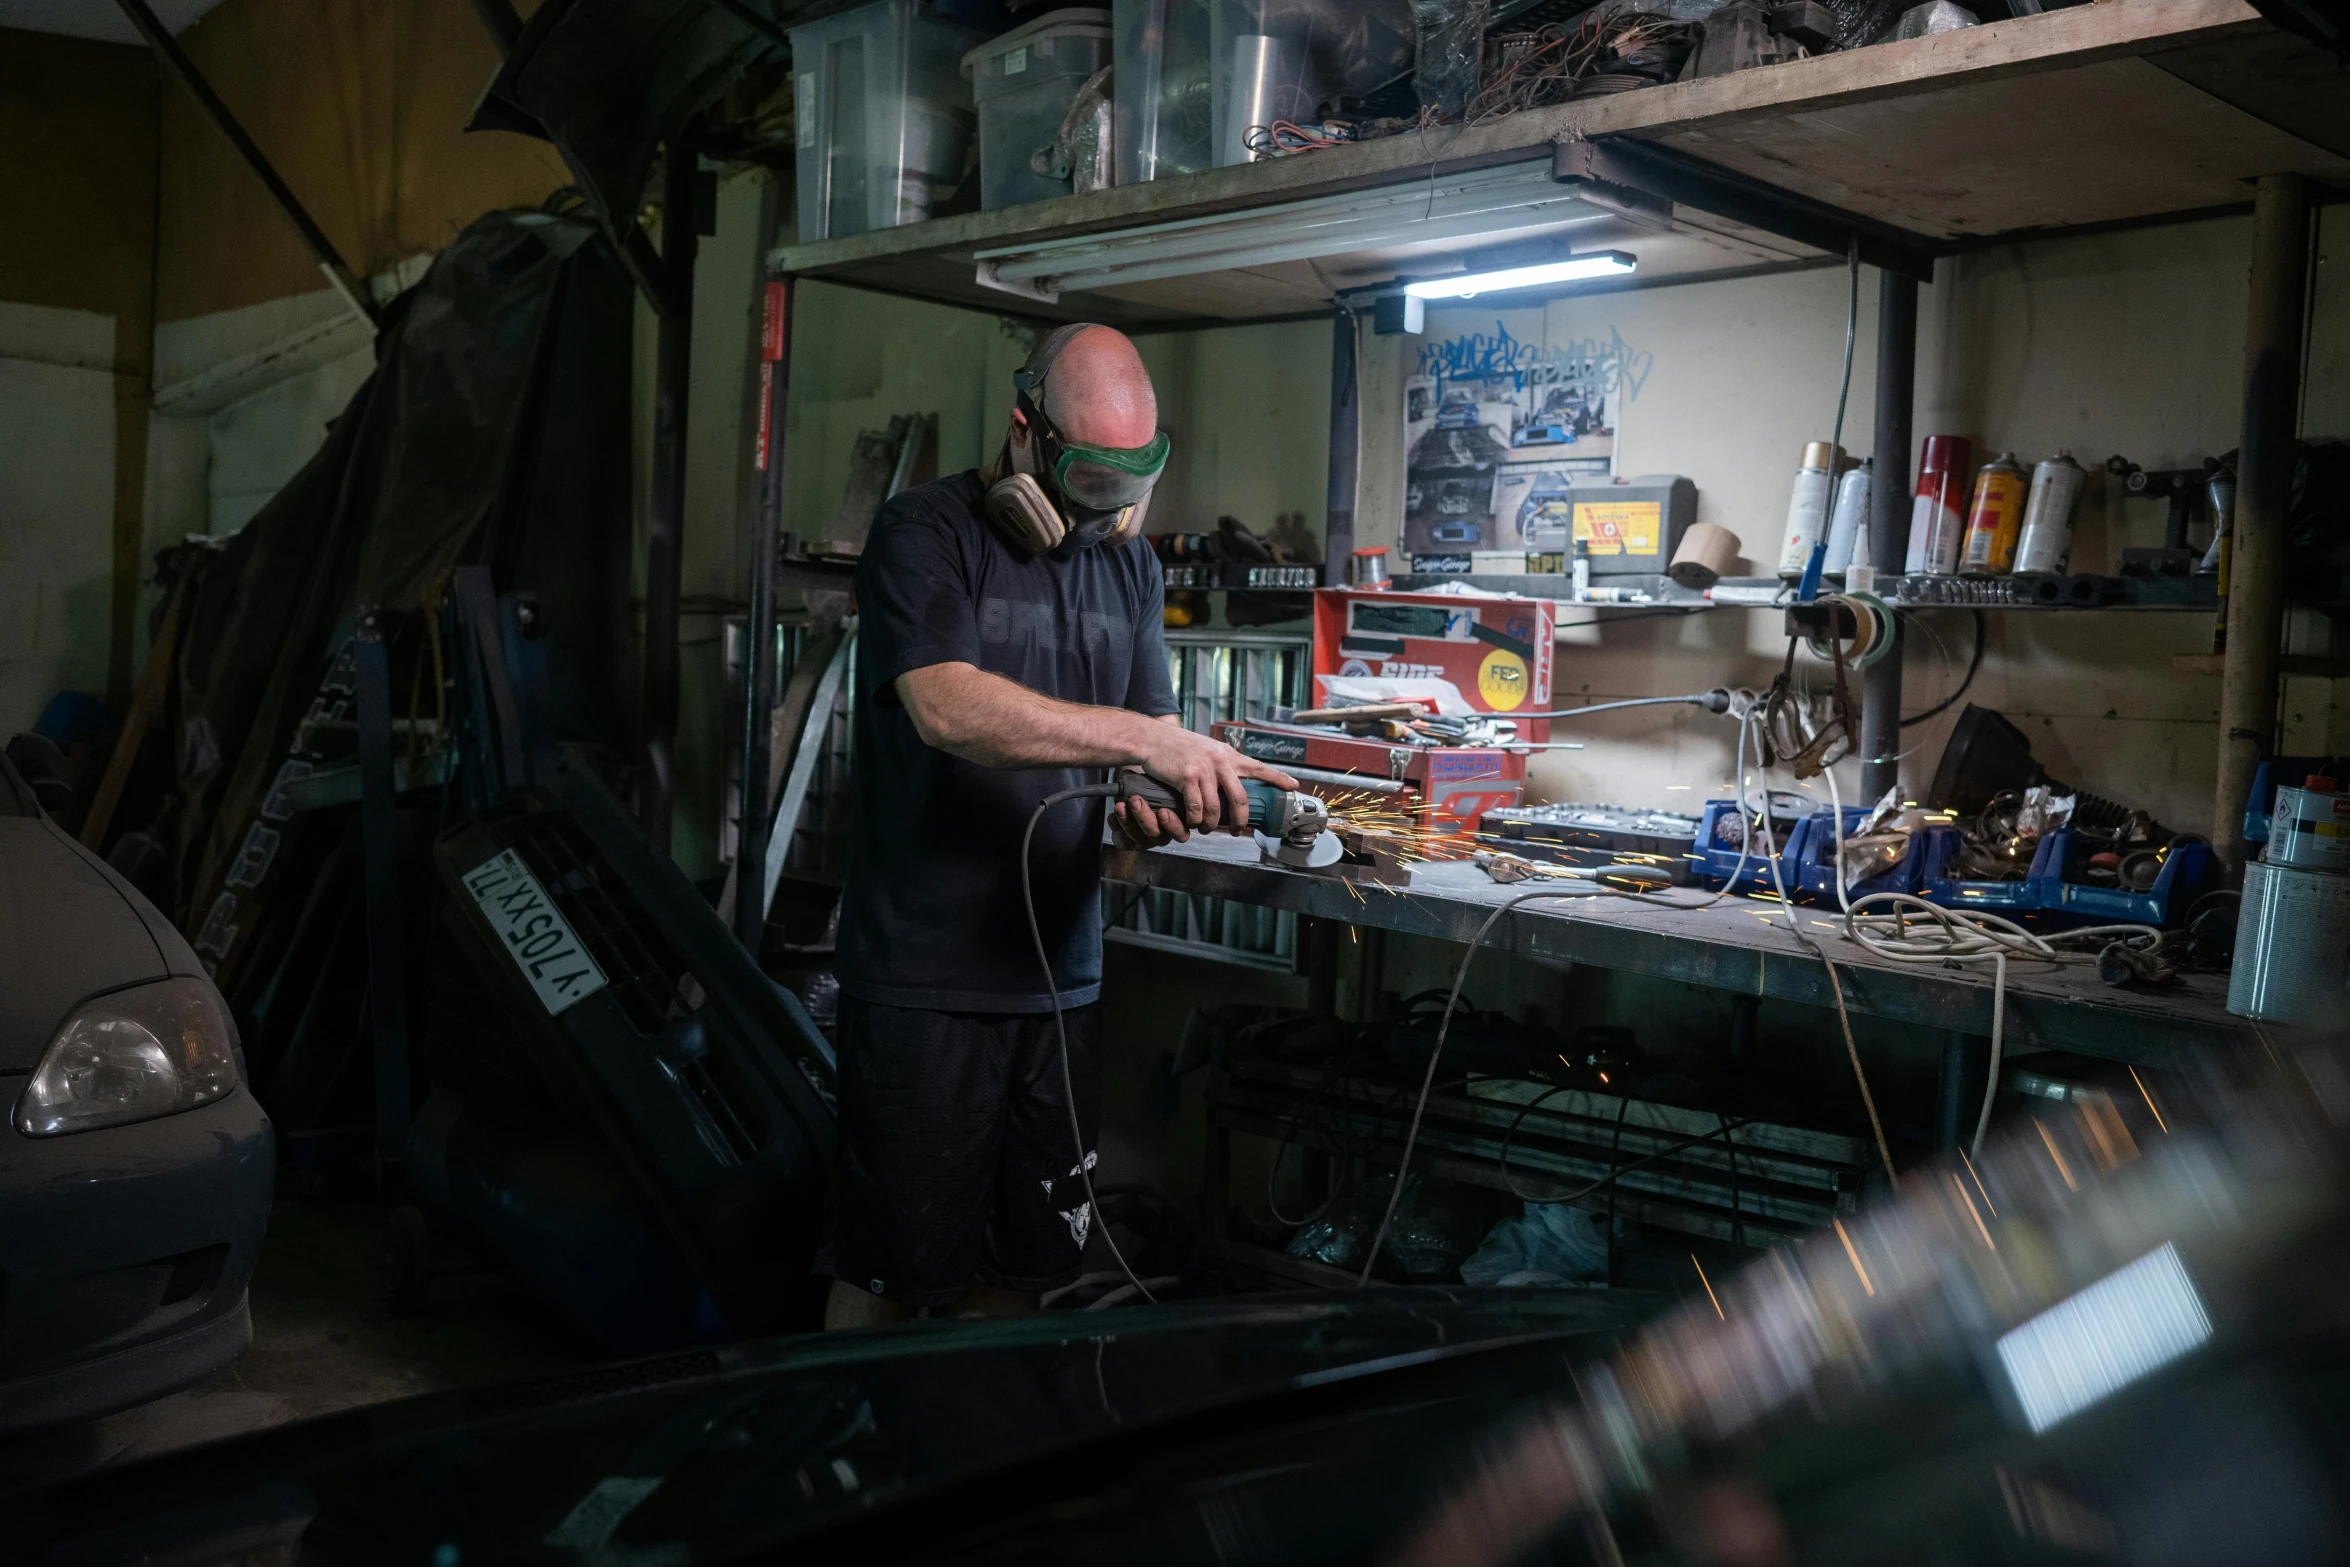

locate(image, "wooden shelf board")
[[766, 0, 2345, 324]]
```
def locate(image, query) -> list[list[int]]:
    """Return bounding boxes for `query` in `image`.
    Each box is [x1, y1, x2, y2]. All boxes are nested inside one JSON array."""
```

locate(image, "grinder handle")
[[1115, 769, 1273, 833]]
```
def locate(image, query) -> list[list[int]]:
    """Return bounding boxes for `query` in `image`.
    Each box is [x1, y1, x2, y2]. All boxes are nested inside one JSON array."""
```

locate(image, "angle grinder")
[[1115, 771, 1342, 869]]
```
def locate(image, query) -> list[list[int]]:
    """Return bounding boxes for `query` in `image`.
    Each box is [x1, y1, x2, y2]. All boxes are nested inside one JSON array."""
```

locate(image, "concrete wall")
[[0, 29, 157, 730]]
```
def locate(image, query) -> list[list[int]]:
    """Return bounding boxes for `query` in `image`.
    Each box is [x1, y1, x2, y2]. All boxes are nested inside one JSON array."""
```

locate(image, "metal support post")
[[735, 279, 794, 951], [1323, 310, 1360, 585], [114, 0, 381, 327], [354, 608, 411, 1177], [1935, 1032, 1989, 1152], [1860, 268, 1918, 801], [1304, 917, 1341, 1016], [2215, 174, 2312, 874], [640, 141, 699, 848]]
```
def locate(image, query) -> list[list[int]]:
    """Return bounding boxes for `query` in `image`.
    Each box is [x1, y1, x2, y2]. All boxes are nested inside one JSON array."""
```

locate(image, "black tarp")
[[117, 209, 634, 987]]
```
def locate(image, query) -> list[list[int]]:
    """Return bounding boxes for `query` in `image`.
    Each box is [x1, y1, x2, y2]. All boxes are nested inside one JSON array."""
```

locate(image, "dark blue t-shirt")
[[836, 471, 1178, 1012]]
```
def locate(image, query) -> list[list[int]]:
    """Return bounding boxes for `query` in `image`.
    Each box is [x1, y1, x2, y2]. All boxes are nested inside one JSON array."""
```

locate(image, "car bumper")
[[0, 1086, 273, 1435]]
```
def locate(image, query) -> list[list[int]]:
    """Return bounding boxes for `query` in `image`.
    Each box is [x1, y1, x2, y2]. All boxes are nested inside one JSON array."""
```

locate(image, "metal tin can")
[[1776, 441, 1842, 577], [1347, 546, 1391, 589], [1823, 459, 1872, 575], [2229, 858, 2350, 1027], [1959, 453, 2028, 573], [1907, 435, 1972, 575], [2268, 777, 2350, 874], [2012, 452, 2087, 573]]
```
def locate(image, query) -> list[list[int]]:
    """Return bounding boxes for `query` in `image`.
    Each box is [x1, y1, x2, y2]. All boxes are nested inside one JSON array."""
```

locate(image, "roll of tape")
[[1670, 522, 1742, 587]]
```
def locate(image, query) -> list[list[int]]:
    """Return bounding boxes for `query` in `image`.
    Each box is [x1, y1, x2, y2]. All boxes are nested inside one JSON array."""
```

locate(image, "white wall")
[[0, 300, 119, 734], [1352, 210, 2349, 835]]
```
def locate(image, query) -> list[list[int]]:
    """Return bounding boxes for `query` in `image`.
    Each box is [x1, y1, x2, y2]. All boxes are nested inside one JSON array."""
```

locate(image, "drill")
[[1109, 771, 1335, 867]]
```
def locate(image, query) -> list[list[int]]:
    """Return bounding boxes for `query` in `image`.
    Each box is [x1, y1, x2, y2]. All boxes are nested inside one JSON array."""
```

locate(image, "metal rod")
[[1860, 268, 1917, 800], [640, 142, 699, 848], [114, 0, 380, 327], [1323, 309, 1360, 585], [2215, 173, 2311, 875], [735, 278, 793, 951]]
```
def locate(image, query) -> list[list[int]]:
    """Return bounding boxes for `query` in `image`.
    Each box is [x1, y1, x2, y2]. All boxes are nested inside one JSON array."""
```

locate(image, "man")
[[828, 323, 1296, 1328]]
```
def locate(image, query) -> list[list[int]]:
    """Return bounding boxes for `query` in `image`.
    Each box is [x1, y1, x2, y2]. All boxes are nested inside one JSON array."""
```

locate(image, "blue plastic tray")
[[1694, 798, 1807, 895], [1791, 807, 1925, 905]]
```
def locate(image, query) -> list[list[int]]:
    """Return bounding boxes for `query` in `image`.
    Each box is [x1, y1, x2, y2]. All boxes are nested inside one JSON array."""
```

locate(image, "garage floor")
[[0, 1197, 589, 1490]]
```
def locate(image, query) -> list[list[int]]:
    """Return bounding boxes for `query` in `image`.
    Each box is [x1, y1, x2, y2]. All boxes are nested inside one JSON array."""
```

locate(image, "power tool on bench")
[[1113, 770, 1342, 869]]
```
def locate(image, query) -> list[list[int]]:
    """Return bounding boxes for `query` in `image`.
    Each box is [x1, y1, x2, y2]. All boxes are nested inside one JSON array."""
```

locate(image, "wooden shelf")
[[1393, 572, 2224, 611], [767, 0, 2348, 325]]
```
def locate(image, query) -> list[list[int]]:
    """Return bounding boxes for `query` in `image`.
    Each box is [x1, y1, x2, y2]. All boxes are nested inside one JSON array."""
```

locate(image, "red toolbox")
[[1310, 589, 1556, 742], [1212, 720, 1524, 839]]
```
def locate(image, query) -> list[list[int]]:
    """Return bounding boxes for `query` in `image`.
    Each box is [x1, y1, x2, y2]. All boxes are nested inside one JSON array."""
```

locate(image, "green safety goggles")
[[1013, 371, 1169, 512]]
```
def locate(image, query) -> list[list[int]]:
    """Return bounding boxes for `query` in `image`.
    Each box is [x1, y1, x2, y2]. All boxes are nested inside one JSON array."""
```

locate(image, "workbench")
[[1104, 834, 2252, 1073]]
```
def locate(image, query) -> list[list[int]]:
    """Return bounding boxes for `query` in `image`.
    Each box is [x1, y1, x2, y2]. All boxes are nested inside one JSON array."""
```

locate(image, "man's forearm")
[[898, 662, 1167, 770]]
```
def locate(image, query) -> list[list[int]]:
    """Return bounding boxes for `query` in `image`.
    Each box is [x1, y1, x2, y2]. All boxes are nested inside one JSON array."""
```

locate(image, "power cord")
[[1023, 781, 1162, 1305]]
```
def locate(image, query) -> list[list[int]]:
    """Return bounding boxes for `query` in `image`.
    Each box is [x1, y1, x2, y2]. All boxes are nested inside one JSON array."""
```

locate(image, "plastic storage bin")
[[1695, 796, 1808, 895], [2033, 828, 2217, 929], [1114, 0, 1216, 183], [964, 10, 1113, 210], [791, 0, 989, 242], [1916, 825, 2050, 918], [1792, 807, 1923, 905]]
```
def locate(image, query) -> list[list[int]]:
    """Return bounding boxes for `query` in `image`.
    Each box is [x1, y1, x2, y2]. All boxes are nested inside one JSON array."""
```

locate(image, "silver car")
[[0, 752, 273, 1433]]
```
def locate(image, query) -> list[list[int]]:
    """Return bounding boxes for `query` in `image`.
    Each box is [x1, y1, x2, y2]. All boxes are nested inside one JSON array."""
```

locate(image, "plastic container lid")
[[961, 8, 1111, 77], [1353, 546, 1389, 556], [2306, 774, 2341, 792], [1800, 440, 1840, 470]]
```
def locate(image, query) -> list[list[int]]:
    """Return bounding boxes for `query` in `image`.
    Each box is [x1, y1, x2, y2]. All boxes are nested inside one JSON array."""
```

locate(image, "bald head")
[[1024, 324, 1157, 449]]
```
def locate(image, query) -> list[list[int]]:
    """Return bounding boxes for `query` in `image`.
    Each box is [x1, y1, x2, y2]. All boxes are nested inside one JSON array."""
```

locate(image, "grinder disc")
[[1258, 830, 1345, 870]]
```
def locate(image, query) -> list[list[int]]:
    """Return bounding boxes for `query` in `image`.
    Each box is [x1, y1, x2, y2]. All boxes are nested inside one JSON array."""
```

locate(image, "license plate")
[[461, 849, 608, 1015]]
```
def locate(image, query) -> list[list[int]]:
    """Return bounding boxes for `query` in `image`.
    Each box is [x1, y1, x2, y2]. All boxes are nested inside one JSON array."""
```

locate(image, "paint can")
[[2229, 858, 2350, 1028], [2268, 775, 2350, 874], [1959, 452, 2029, 573], [1906, 435, 1972, 575], [1776, 441, 1842, 577], [2012, 452, 2088, 574], [1823, 459, 1873, 575], [1347, 546, 1391, 589]]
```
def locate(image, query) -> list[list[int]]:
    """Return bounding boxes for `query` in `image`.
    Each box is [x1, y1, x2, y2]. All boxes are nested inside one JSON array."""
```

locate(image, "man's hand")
[[1109, 784, 1188, 849], [1132, 715, 1297, 832], [893, 665, 1294, 833]]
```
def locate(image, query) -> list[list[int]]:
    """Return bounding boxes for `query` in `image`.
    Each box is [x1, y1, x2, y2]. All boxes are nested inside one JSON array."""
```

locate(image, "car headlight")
[[15, 977, 241, 1137]]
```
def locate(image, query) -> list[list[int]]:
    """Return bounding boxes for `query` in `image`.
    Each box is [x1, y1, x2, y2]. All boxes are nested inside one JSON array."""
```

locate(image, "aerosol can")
[[1776, 442, 1842, 578], [1960, 452, 2028, 573], [1907, 435, 1973, 575], [2012, 452, 2088, 573], [1822, 459, 1872, 575]]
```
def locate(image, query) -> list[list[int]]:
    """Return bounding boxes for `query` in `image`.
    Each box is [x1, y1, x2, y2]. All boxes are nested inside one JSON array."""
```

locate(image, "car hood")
[[0, 817, 167, 1072], [6, 1288, 1655, 1564]]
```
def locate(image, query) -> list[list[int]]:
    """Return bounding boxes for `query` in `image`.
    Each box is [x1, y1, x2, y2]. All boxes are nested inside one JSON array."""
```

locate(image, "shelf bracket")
[[1554, 137, 1941, 283]]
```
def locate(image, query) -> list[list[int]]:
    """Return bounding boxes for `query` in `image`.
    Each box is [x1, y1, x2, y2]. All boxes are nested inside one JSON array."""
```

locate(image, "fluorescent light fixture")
[[1404, 249, 1637, 299], [1996, 1242, 2212, 1435], [973, 159, 1614, 299]]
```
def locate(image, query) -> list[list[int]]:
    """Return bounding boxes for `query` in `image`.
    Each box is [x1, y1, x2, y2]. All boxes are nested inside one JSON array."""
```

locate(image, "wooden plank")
[[1645, 55, 2350, 241], [769, 0, 2267, 283]]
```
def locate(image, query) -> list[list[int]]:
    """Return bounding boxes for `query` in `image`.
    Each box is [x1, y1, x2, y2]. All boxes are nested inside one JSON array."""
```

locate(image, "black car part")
[[436, 763, 836, 1336]]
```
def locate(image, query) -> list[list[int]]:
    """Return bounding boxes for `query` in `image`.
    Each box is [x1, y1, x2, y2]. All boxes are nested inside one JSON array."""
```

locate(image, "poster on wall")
[[1402, 321, 1641, 570]]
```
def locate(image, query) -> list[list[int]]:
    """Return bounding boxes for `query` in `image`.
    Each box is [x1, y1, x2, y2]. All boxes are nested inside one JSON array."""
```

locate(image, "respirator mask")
[[984, 325, 1169, 554]]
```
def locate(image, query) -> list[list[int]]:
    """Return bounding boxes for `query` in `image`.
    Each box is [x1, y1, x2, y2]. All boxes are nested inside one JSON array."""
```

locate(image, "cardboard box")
[[1309, 588, 1554, 742]]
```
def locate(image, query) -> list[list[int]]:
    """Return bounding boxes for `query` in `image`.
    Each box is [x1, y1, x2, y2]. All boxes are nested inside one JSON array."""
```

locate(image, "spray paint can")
[[2229, 858, 2350, 1028], [1907, 435, 1972, 575], [1960, 453, 2029, 573], [1777, 441, 1842, 578], [2012, 452, 2088, 573], [1823, 459, 1873, 575]]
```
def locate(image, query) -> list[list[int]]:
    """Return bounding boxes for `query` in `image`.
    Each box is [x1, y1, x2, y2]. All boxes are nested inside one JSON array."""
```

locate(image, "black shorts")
[[834, 996, 1100, 1308]]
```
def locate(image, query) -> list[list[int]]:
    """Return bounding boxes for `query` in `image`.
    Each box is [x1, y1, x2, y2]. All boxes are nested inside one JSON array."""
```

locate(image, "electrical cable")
[[1507, 691, 1731, 721], [1899, 609, 1987, 728], [1023, 782, 1163, 1305], [1829, 234, 1860, 459]]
